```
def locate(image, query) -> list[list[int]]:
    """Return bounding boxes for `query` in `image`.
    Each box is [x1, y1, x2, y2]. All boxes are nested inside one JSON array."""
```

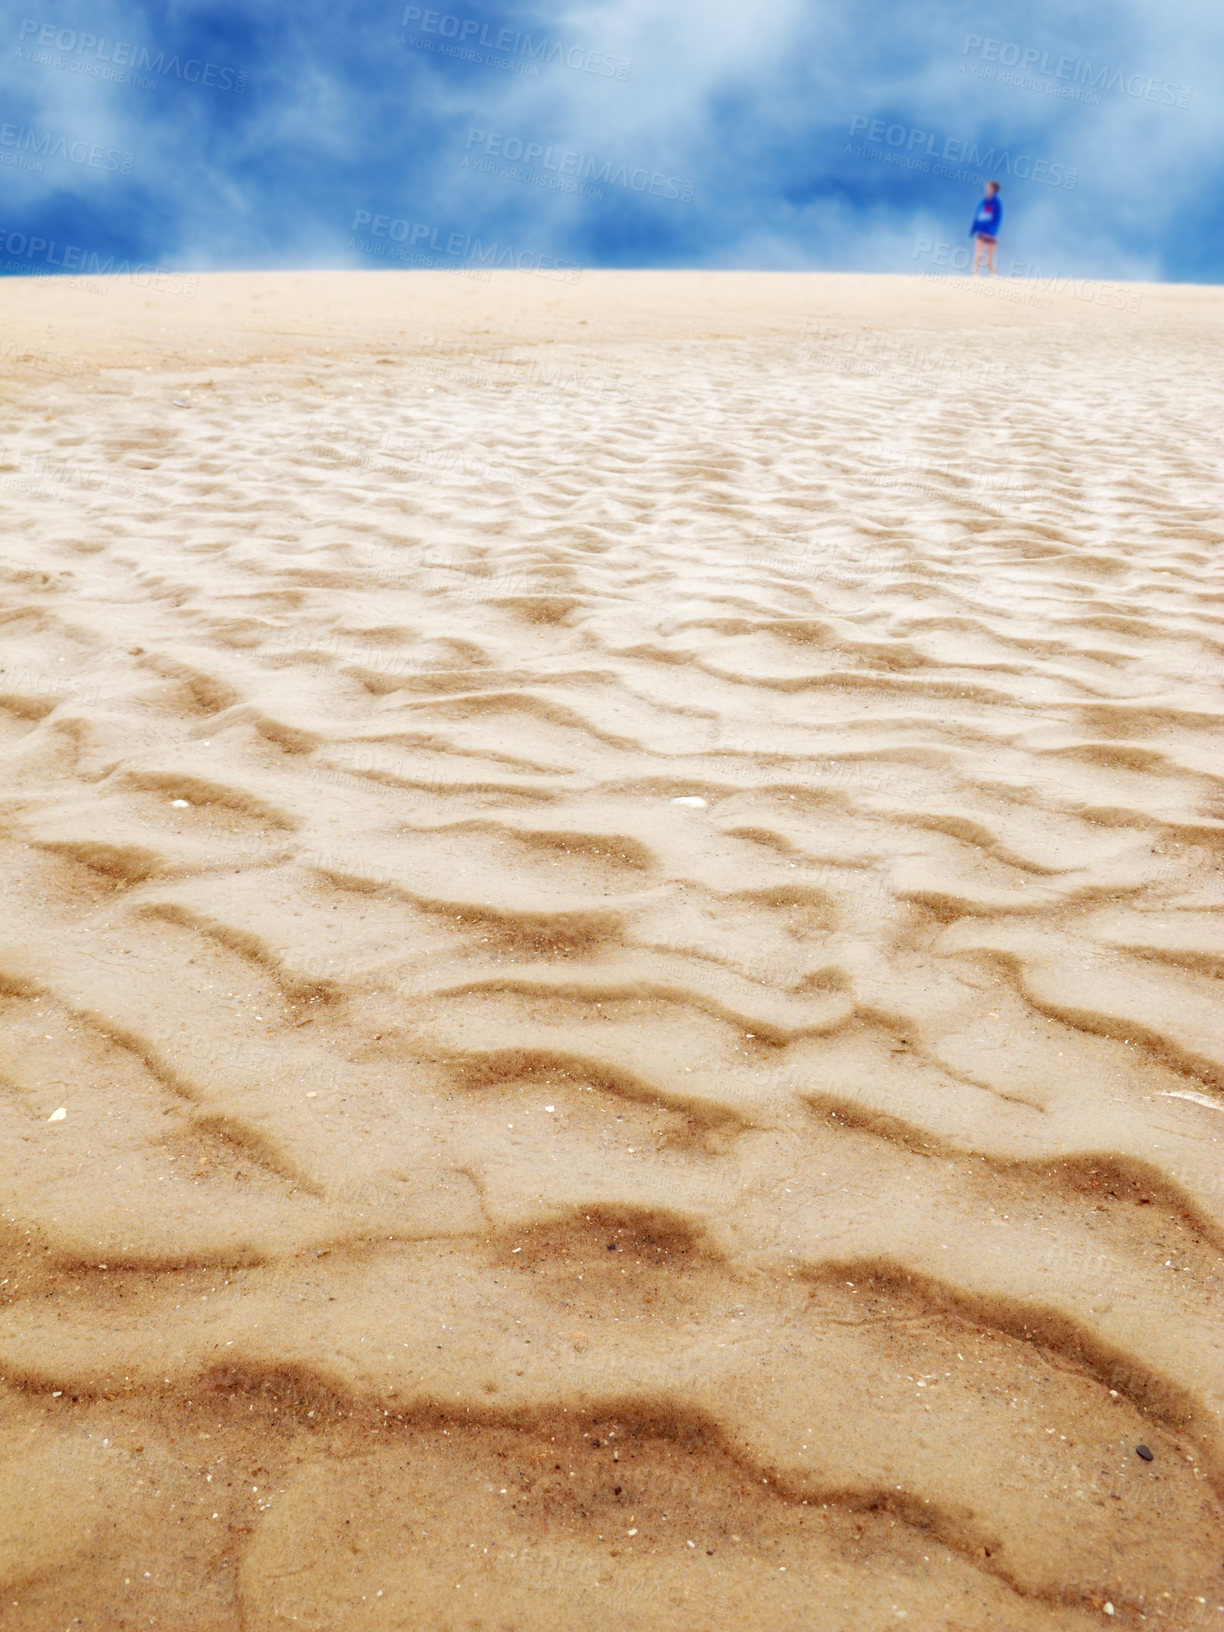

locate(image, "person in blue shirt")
[[970, 181, 1002, 276]]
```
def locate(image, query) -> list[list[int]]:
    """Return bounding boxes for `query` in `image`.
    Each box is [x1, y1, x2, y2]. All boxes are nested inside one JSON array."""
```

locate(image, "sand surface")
[[0, 269, 1222, 1631]]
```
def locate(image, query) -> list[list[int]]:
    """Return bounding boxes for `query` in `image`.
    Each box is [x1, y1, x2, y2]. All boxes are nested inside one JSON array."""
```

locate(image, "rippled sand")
[[1, 270, 1222, 1630]]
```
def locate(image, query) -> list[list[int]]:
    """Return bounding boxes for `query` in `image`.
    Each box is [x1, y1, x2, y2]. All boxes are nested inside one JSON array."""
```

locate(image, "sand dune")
[[0, 270, 1222, 1630]]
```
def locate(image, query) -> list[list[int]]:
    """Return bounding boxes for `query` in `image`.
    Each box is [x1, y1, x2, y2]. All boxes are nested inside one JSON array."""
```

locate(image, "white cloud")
[[0, 0, 1219, 279]]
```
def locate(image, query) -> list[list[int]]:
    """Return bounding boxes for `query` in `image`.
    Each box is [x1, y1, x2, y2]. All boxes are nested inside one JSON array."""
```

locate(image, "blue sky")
[[1, 0, 1220, 281]]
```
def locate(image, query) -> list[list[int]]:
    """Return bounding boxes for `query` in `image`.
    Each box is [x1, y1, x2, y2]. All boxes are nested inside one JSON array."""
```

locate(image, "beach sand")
[[0, 269, 1222, 1630]]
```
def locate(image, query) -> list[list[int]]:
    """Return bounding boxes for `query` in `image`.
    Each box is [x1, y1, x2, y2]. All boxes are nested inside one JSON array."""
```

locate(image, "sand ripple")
[[0, 273, 1222, 1629]]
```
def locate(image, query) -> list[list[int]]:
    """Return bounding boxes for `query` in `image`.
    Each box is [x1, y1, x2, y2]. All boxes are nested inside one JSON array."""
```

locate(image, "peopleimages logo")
[[0, 123, 132, 173], [912, 238, 1143, 310], [16, 19, 247, 92], [960, 35, 1191, 107], [349, 210, 581, 282], [3, 450, 155, 503], [464, 129, 694, 201], [399, 8, 631, 78], [846, 115, 1077, 188], [0, 229, 198, 295]]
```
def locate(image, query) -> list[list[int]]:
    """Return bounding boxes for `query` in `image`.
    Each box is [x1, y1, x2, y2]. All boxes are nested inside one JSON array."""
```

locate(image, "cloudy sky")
[[1, 0, 1220, 282]]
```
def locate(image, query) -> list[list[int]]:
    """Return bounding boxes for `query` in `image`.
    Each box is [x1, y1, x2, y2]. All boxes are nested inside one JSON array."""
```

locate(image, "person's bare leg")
[[985, 241, 997, 276], [972, 238, 982, 276]]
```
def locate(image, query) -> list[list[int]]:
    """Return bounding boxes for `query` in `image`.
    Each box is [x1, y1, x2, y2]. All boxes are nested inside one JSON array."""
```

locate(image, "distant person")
[[970, 181, 1002, 276]]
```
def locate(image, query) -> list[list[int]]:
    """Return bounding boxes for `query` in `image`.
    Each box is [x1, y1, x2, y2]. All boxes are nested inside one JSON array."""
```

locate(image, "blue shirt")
[[971, 196, 1002, 236]]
